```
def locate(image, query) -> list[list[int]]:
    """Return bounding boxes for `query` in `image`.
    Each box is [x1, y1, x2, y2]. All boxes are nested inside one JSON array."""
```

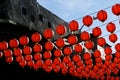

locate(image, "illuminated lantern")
[[69, 20, 79, 31], [33, 63, 39, 71], [68, 61, 74, 67], [16, 55, 24, 62], [45, 66, 52, 73], [0, 52, 3, 58], [9, 38, 19, 48], [24, 55, 32, 61], [44, 41, 54, 51], [82, 15, 93, 27], [53, 58, 61, 65], [31, 32, 42, 43], [19, 35, 29, 46], [72, 54, 81, 63], [97, 37, 106, 47], [83, 52, 91, 60], [45, 59, 52, 66], [13, 48, 22, 57], [80, 31, 90, 41], [85, 59, 92, 65], [19, 60, 26, 68], [27, 60, 34, 68], [84, 40, 94, 50], [55, 38, 65, 49], [115, 52, 120, 58], [67, 35, 78, 45], [92, 27, 102, 37], [0, 41, 8, 50], [6, 57, 13, 64], [60, 62, 66, 69], [53, 66, 60, 73], [43, 28, 54, 39], [76, 60, 83, 66], [112, 4, 120, 16], [113, 57, 119, 63], [97, 10, 107, 22], [109, 33, 117, 43], [33, 53, 42, 61], [74, 44, 82, 53], [4, 49, 13, 57], [63, 56, 71, 64], [104, 60, 111, 66], [104, 47, 112, 55], [106, 22, 116, 33], [36, 60, 43, 67], [93, 50, 101, 58], [43, 51, 52, 59], [56, 25, 66, 36], [63, 47, 72, 55], [54, 49, 62, 57], [115, 43, 120, 52], [105, 55, 112, 61], [33, 44, 42, 53], [23, 46, 32, 55]]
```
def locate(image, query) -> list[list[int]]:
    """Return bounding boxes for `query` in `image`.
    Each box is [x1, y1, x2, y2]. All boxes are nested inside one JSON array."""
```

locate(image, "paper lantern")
[[23, 46, 32, 55], [109, 33, 118, 43], [31, 32, 42, 43], [80, 31, 90, 41], [84, 40, 94, 50], [105, 54, 112, 61], [16, 55, 24, 62], [95, 57, 102, 63], [4, 49, 13, 57], [76, 60, 83, 66], [33, 44, 42, 53], [45, 59, 52, 66], [27, 60, 34, 68], [93, 50, 101, 58], [63, 47, 72, 55], [44, 41, 54, 51], [36, 60, 43, 67], [13, 48, 22, 57], [115, 52, 120, 58], [69, 20, 79, 31], [74, 44, 83, 53], [97, 37, 106, 47], [43, 51, 52, 59], [19, 60, 26, 68], [53, 65, 60, 73], [56, 25, 66, 35], [92, 27, 102, 37], [33, 63, 39, 71], [106, 22, 116, 33], [53, 58, 61, 65], [72, 54, 81, 63], [24, 55, 32, 61], [112, 4, 120, 16], [54, 49, 62, 57], [19, 35, 29, 46], [33, 53, 42, 61], [115, 43, 120, 52], [43, 28, 54, 39], [63, 56, 71, 64], [67, 35, 78, 45], [9, 38, 19, 48], [68, 61, 74, 67], [97, 10, 107, 22], [82, 15, 93, 27], [55, 38, 65, 48], [6, 57, 13, 64], [85, 59, 92, 65], [83, 52, 91, 60], [0, 41, 8, 50], [104, 47, 112, 55]]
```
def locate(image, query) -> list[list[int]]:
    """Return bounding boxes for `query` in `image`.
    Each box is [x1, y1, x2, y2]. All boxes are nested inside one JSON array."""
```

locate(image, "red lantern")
[[33, 63, 39, 71], [6, 57, 13, 64], [31, 32, 42, 43], [43, 51, 52, 59], [105, 54, 112, 61], [16, 55, 24, 62], [0, 52, 3, 58], [19, 60, 26, 68], [63, 47, 72, 55], [36, 60, 43, 67], [68, 61, 74, 67], [92, 27, 102, 37], [72, 54, 81, 63], [104, 60, 111, 66], [55, 38, 65, 48], [95, 57, 102, 63], [23, 46, 32, 55], [0, 41, 8, 50], [67, 35, 78, 45], [93, 50, 101, 58], [44, 41, 54, 51], [115, 43, 120, 52], [63, 56, 71, 64], [13, 48, 22, 57], [53, 65, 60, 73], [45, 59, 52, 66], [83, 52, 91, 60], [97, 10, 107, 22], [24, 55, 32, 61], [33, 44, 42, 53], [76, 60, 83, 66], [34, 53, 42, 61], [80, 31, 90, 41], [104, 47, 112, 55], [4, 49, 13, 57], [109, 33, 117, 43], [115, 52, 120, 58], [9, 38, 19, 48], [43, 28, 54, 39], [74, 44, 82, 53], [53, 58, 61, 65], [112, 4, 120, 16], [27, 60, 34, 68], [97, 37, 106, 47], [82, 15, 93, 27], [84, 40, 94, 50], [106, 22, 116, 33], [19, 35, 29, 46], [54, 49, 62, 57], [69, 20, 79, 31], [56, 25, 66, 36], [85, 59, 92, 65], [44, 66, 52, 73]]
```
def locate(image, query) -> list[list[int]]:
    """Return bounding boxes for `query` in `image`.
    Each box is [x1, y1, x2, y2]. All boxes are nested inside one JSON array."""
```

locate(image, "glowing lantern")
[[0, 52, 3, 58], [44, 41, 54, 51], [97, 10, 107, 22], [36, 60, 43, 67], [54, 49, 62, 57], [80, 31, 90, 41], [19, 60, 26, 68], [31, 32, 42, 43], [19, 35, 29, 46], [33, 63, 39, 71], [76, 60, 83, 66], [53, 66, 60, 73], [0, 41, 8, 50], [84, 40, 94, 50], [74, 44, 82, 53], [45, 59, 52, 66], [24, 55, 32, 61], [85, 59, 92, 65], [63, 47, 72, 55], [72, 54, 81, 63], [23, 46, 32, 55], [92, 27, 102, 37], [82, 15, 93, 27], [63, 56, 71, 64], [69, 20, 79, 31], [112, 4, 120, 16], [6, 57, 13, 64], [115, 52, 120, 58], [53, 58, 61, 65], [33, 53, 42, 61], [93, 50, 101, 58], [104, 60, 111, 66], [4, 49, 13, 57], [83, 52, 91, 60], [13, 48, 22, 57], [97, 37, 106, 47], [56, 25, 66, 36], [104, 47, 112, 55], [105, 55, 112, 61], [33, 44, 42, 53], [43, 51, 52, 59], [16, 55, 24, 62], [67, 35, 78, 45], [115, 43, 120, 52], [43, 28, 54, 39], [45, 66, 52, 73], [55, 38, 65, 48], [109, 33, 117, 43], [106, 22, 116, 33], [27, 60, 34, 68], [68, 61, 74, 67], [9, 38, 19, 48]]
